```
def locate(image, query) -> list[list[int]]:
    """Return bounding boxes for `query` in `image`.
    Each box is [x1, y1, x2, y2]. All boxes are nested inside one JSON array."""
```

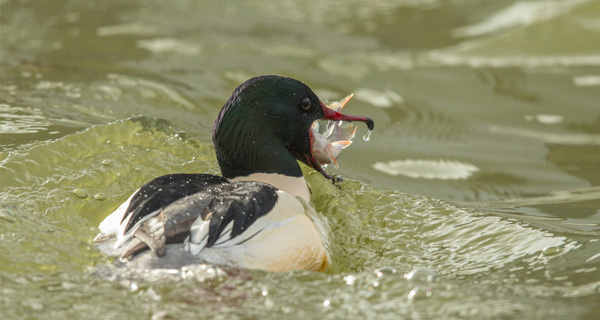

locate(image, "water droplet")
[[73, 188, 88, 198], [541, 246, 561, 256], [261, 290, 268, 296], [264, 298, 274, 308], [323, 299, 330, 307], [0, 208, 16, 223], [94, 193, 107, 201], [375, 266, 397, 277], [363, 129, 372, 141], [407, 285, 433, 300], [405, 267, 437, 283], [343, 275, 356, 285], [101, 159, 112, 166]]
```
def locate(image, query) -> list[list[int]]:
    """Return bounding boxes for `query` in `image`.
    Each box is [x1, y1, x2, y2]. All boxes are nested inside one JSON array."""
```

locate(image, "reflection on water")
[[372, 158, 479, 180], [136, 38, 202, 56], [452, 0, 589, 38], [96, 22, 162, 37], [2, 0, 600, 319], [354, 88, 404, 108], [0, 104, 50, 134], [573, 74, 600, 87]]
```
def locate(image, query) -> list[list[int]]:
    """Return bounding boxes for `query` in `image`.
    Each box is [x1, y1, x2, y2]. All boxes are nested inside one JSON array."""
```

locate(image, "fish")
[[311, 94, 357, 168], [325, 93, 354, 112]]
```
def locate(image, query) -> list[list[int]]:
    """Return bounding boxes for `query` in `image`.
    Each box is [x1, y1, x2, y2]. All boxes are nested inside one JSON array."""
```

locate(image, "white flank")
[[97, 190, 137, 239]]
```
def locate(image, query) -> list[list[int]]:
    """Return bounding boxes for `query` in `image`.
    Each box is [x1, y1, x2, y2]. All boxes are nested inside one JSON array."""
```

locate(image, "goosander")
[[94, 75, 374, 272]]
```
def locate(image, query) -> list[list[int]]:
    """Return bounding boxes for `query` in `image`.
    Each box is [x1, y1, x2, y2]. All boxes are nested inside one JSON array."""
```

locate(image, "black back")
[[122, 174, 228, 233]]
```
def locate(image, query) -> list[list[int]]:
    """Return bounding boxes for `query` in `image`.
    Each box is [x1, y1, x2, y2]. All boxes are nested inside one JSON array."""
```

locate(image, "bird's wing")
[[120, 173, 228, 234], [186, 181, 279, 253], [117, 180, 279, 260]]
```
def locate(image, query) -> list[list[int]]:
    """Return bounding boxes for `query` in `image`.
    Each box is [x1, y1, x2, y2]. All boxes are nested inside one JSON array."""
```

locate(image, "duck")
[[94, 75, 374, 272]]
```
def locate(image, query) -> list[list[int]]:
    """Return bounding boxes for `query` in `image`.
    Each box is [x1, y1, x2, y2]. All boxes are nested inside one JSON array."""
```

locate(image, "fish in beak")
[[305, 94, 374, 182]]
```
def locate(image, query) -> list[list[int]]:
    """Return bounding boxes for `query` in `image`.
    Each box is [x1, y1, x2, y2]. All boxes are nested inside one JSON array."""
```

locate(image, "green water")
[[1, 0, 599, 319]]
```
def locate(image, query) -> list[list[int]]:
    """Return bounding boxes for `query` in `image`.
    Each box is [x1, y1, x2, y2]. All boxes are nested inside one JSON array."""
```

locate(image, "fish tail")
[[330, 140, 352, 149], [328, 153, 339, 168]]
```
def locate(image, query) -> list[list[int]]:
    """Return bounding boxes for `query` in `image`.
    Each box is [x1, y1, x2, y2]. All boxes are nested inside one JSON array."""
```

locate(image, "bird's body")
[[94, 75, 373, 272]]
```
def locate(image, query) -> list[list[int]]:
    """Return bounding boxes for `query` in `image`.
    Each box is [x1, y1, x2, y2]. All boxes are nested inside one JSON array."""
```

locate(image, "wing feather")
[[121, 173, 228, 234], [108, 179, 279, 260], [205, 182, 278, 247]]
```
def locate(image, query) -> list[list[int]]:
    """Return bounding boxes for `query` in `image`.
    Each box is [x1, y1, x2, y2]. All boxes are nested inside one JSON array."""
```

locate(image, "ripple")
[[96, 22, 162, 37], [137, 38, 201, 56], [489, 125, 600, 145], [372, 159, 480, 180], [524, 114, 564, 124], [453, 0, 588, 37], [573, 74, 600, 87], [0, 104, 50, 134], [354, 88, 403, 108], [104, 74, 196, 110]]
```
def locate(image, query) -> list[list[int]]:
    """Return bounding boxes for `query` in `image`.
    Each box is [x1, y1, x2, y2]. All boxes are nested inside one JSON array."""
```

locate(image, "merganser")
[[94, 75, 374, 272]]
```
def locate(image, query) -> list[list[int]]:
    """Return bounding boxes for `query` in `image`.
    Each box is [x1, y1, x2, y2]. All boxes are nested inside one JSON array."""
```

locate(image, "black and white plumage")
[[94, 75, 373, 272], [96, 174, 331, 271]]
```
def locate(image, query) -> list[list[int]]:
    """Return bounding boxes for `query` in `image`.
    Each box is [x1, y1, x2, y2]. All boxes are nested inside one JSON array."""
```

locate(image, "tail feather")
[[120, 208, 167, 259]]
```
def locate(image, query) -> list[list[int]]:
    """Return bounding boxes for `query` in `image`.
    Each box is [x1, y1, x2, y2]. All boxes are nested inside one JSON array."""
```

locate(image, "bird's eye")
[[301, 97, 311, 110]]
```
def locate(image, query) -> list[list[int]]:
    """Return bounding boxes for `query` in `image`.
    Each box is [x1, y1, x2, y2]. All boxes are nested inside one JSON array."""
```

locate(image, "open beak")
[[320, 103, 374, 130], [304, 96, 374, 182]]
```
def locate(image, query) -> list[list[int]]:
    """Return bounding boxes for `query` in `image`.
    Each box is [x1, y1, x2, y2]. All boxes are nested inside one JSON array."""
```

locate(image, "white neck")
[[232, 173, 311, 202]]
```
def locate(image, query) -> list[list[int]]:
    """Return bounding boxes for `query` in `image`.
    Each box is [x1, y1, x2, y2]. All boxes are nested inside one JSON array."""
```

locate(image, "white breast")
[[186, 190, 331, 272]]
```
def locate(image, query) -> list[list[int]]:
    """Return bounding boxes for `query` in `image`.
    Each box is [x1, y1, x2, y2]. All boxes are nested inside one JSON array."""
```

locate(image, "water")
[[362, 129, 372, 142], [1, 0, 600, 319]]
